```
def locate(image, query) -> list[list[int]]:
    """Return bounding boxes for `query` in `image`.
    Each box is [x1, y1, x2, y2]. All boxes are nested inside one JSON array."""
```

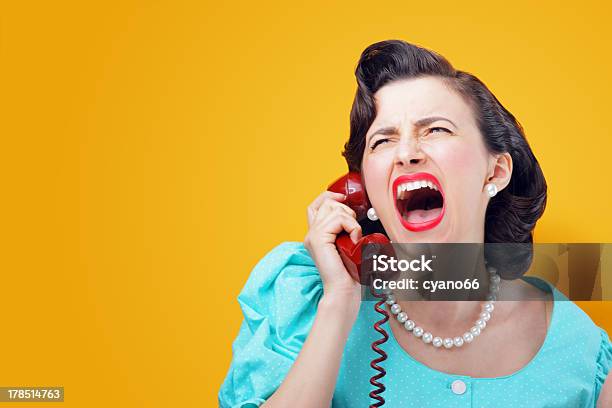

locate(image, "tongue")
[[404, 207, 442, 224]]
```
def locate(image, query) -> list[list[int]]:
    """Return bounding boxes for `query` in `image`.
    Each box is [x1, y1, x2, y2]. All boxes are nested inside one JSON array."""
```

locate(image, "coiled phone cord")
[[369, 285, 389, 407]]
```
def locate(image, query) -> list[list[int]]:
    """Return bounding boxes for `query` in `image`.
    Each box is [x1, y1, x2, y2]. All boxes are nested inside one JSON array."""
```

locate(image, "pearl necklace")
[[385, 266, 501, 349]]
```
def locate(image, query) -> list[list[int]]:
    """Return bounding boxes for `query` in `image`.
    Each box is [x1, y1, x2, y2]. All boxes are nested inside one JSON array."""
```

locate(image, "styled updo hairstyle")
[[342, 40, 547, 247]]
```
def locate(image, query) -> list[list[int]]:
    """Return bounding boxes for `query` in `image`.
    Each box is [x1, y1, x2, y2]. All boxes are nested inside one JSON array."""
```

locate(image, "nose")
[[393, 136, 426, 168]]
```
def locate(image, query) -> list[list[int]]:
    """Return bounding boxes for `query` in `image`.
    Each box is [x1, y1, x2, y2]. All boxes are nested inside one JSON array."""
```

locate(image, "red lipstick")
[[392, 172, 445, 232]]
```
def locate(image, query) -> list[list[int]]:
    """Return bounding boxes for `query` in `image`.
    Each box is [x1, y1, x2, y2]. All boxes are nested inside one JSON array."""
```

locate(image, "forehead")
[[371, 76, 474, 128]]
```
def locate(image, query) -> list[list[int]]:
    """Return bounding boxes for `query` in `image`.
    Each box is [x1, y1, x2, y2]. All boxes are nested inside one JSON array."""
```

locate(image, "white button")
[[451, 379, 467, 395]]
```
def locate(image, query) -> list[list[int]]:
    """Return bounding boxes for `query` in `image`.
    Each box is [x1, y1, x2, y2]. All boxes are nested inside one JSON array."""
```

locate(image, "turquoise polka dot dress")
[[219, 242, 612, 407]]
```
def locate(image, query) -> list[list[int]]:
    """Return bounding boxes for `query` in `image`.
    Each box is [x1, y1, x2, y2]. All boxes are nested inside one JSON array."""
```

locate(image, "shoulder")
[[523, 276, 601, 342], [595, 327, 612, 407], [544, 281, 604, 358], [237, 242, 323, 348], [238, 241, 318, 303], [550, 285, 602, 342], [537, 278, 612, 405], [219, 243, 322, 407], [518, 277, 605, 370]]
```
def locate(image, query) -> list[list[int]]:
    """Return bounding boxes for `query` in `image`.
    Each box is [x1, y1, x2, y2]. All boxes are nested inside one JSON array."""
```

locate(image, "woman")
[[219, 40, 612, 407]]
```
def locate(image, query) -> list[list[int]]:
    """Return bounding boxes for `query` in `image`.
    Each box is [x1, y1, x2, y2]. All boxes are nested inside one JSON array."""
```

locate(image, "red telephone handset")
[[327, 172, 389, 408], [327, 172, 391, 282]]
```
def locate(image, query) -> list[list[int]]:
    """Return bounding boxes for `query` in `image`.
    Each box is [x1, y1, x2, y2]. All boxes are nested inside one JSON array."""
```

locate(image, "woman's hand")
[[262, 192, 364, 408], [304, 191, 362, 302]]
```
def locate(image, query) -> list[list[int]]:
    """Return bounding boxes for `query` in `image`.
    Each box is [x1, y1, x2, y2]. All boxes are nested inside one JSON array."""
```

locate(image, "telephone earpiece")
[[327, 172, 391, 283], [328, 172, 370, 220]]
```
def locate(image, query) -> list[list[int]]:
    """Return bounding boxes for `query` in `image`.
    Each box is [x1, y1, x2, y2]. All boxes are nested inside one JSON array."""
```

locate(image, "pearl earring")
[[367, 207, 379, 221], [485, 183, 498, 198]]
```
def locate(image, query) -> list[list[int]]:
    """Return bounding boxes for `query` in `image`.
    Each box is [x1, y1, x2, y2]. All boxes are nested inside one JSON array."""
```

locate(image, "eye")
[[428, 127, 451, 134], [370, 138, 390, 150]]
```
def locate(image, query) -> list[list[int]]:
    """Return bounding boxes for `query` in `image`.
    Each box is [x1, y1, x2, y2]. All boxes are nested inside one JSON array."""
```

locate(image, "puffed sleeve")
[[218, 242, 323, 408], [594, 327, 612, 406]]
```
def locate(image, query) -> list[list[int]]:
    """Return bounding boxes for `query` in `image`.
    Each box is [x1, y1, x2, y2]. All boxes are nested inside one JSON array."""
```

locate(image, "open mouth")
[[393, 173, 445, 232]]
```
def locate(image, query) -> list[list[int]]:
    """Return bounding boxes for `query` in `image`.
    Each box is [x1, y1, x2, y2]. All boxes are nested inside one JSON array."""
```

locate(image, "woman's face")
[[361, 76, 509, 243]]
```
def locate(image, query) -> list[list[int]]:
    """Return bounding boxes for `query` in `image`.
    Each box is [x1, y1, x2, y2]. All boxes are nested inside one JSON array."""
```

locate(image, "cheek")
[[441, 145, 480, 173], [362, 151, 394, 199], [424, 140, 488, 199]]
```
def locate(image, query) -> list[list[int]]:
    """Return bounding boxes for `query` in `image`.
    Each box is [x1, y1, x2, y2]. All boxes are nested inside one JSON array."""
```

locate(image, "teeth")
[[396, 179, 440, 198]]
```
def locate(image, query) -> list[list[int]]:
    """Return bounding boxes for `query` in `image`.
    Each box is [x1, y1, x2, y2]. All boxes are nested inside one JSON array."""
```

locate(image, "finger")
[[309, 192, 341, 227], [316, 200, 356, 224], [320, 212, 362, 244], [308, 192, 349, 227], [309, 191, 346, 213], [307, 206, 316, 228]]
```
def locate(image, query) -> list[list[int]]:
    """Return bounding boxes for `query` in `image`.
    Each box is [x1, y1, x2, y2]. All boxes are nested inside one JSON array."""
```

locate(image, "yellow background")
[[1, 1, 611, 406]]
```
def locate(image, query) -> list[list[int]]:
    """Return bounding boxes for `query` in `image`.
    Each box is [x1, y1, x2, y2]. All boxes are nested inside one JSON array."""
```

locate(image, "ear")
[[486, 152, 512, 192]]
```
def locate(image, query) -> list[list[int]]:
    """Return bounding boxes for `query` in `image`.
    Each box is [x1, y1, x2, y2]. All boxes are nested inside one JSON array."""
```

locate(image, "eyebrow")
[[367, 116, 458, 143]]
